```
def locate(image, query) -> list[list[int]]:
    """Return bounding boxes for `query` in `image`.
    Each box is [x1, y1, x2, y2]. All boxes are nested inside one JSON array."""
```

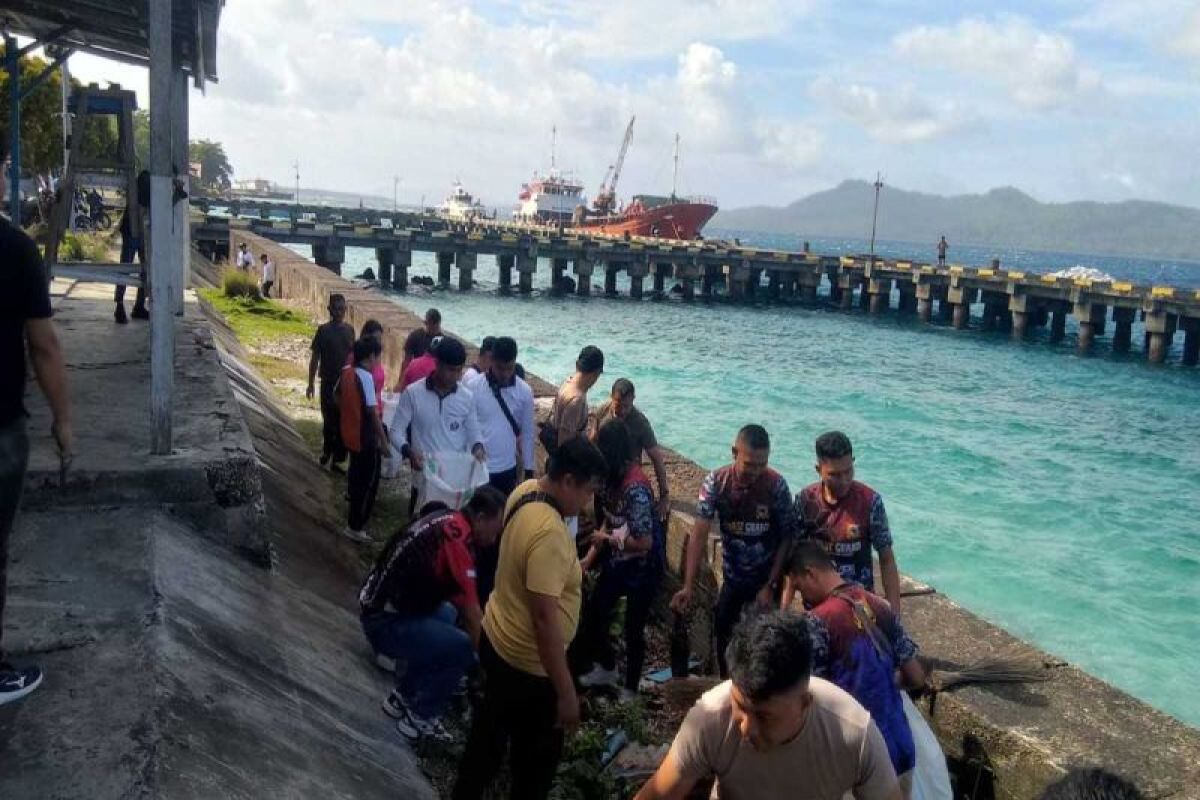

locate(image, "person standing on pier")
[[634, 610, 901, 800], [463, 336, 496, 383], [785, 541, 924, 793], [259, 253, 275, 298], [792, 431, 903, 612], [575, 420, 666, 700], [235, 241, 254, 271], [340, 337, 392, 542], [1, 181, 72, 705], [400, 308, 443, 377], [544, 345, 605, 451], [453, 438, 608, 800], [466, 336, 535, 603], [306, 293, 355, 471], [936, 236, 948, 267], [591, 378, 671, 520], [670, 425, 797, 678], [389, 337, 487, 514]]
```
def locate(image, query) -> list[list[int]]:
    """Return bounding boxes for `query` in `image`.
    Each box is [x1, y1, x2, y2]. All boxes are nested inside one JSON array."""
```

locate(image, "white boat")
[[512, 125, 588, 225], [438, 181, 487, 221]]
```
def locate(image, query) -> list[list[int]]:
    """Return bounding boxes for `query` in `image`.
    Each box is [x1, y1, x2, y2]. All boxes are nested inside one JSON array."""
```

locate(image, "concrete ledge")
[[21, 283, 268, 560]]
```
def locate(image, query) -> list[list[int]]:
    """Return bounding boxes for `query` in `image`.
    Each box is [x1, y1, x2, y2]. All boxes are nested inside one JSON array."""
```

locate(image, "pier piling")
[[1112, 307, 1136, 352], [457, 250, 476, 291], [552, 257, 568, 291], [312, 240, 345, 275], [1144, 312, 1173, 364], [374, 247, 393, 285], [1181, 317, 1200, 366], [605, 263, 620, 296], [497, 253, 514, 292], [574, 258, 594, 297], [436, 251, 453, 287], [393, 249, 410, 292], [654, 262, 671, 295], [1049, 305, 1067, 343], [516, 252, 535, 294]]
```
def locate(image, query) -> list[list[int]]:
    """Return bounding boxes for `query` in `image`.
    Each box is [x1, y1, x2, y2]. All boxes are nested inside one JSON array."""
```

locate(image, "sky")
[[58, 0, 1200, 211]]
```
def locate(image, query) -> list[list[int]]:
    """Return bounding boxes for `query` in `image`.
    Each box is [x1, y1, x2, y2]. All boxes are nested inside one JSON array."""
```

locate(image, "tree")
[[188, 139, 233, 191], [0, 44, 119, 177], [133, 108, 149, 170]]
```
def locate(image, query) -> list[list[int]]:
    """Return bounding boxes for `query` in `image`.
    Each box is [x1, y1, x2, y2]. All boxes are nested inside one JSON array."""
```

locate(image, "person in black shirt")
[[306, 293, 355, 470], [1, 173, 72, 705], [114, 170, 150, 324]]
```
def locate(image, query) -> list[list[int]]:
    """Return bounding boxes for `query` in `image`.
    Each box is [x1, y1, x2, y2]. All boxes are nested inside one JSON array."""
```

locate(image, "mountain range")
[[711, 180, 1200, 262]]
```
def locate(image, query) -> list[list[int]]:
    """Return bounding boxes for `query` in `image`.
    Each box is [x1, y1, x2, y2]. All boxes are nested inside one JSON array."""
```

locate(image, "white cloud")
[[1171, 10, 1200, 58], [893, 16, 1099, 110], [809, 77, 972, 143]]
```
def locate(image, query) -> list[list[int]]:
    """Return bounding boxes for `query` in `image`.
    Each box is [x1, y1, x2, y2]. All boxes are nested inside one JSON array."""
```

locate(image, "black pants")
[[262, 280, 274, 298], [714, 580, 764, 678], [347, 448, 381, 531], [115, 232, 146, 310], [454, 634, 563, 800], [475, 467, 520, 606], [575, 561, 662, 690], [319, 379, 346, 464], [0, 419, 30, 663]]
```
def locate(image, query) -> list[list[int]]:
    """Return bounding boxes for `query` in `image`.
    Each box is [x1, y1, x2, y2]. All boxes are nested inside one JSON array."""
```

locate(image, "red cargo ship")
[[513, 120, 718, 240]]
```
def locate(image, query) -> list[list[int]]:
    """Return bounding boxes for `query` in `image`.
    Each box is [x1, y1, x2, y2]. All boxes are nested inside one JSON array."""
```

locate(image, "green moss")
[[199, 288, 313, 343]]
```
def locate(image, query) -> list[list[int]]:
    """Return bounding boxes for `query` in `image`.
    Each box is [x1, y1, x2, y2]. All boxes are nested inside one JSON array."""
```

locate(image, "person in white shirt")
[[260, 253, 275, 298], [465, 336, 536, 604], [462, 336, 496, 384], [390, 337, 486, 514], [235, 242, 254, 270]]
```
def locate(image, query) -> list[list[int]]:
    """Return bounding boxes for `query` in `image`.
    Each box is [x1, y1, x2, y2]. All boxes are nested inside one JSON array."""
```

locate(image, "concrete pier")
[[574, 257, 594, 297], [194, 218, 1200, 367]]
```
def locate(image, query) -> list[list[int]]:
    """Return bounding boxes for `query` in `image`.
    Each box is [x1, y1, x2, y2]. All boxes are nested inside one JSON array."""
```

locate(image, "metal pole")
[[393, 174, 398, 211], [149, 0, 175, 453], [292, 159, 299, 203], [868, 172, 883, 266], [6, 35, 20, 222], [61, 58, 69, 177]]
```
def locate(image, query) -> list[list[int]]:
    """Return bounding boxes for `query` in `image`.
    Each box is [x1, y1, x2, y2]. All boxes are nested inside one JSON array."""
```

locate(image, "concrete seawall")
[[230, 230, 1200, 799]]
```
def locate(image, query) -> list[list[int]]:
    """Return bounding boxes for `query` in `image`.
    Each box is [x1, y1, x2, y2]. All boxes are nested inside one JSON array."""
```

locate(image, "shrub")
[[222, 268, 262, 300], [60, 231, 110, 261]]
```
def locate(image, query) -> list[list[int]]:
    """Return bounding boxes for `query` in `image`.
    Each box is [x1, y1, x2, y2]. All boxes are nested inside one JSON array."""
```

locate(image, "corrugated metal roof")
[[0, 1, 223, 85]]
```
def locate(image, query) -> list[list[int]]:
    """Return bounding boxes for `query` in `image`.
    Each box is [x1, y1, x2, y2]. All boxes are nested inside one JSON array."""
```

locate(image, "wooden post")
[[171, 69, 189, 314], [149, 0, 176, 454]]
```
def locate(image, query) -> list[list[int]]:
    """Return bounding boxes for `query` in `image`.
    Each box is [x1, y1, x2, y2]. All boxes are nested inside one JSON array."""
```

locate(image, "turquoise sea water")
[[306, 237, 1200, 728]]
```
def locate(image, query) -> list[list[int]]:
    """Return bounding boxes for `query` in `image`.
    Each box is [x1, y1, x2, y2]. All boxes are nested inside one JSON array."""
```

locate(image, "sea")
[[300, 231, 1200, 727]]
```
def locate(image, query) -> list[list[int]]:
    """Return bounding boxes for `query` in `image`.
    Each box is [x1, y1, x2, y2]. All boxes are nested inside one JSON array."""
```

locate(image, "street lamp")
[[393, 175, 400, 211]]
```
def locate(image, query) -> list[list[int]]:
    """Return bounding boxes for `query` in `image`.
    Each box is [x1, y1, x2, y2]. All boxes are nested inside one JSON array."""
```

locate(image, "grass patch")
[[222, 267, 262, 300], [199, 287, 313, 343], [60, 231, 113, 261], [249, 353, 307, 385]]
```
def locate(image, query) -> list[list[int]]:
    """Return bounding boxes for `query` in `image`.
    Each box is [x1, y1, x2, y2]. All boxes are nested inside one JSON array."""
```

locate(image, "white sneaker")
[[579, 665, 620, 688], [342, 526, 370, 543], [395, 705, 454, 744]]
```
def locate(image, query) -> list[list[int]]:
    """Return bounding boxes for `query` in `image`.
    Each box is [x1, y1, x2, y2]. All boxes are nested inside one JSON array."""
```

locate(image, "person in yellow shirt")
[[454, 437, 608, 800]]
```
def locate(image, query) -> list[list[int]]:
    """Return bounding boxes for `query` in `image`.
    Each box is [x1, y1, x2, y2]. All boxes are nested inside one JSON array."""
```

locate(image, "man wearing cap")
[[390, 337, 486, 512], [548, 345, 604, 449]]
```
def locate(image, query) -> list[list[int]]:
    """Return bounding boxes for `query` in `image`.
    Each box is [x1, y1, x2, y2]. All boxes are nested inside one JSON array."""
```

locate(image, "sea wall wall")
[[229, 230, 1200, 800]]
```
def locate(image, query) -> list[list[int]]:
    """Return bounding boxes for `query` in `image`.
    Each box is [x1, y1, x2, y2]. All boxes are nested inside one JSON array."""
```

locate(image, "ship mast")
[[551, 125, 557, 171], [672, 133, 680, 200]]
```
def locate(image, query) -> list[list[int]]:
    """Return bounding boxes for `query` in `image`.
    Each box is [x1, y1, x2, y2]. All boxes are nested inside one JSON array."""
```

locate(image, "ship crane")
[[593, 115, 635, 215]]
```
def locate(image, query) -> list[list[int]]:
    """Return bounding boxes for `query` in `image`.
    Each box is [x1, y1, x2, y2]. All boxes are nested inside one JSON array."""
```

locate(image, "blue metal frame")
[[5, 30, 72, 222]]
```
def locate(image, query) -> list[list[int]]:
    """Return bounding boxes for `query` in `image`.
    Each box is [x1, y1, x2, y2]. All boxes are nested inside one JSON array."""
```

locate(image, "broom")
[[931, 653, 1052, 692]]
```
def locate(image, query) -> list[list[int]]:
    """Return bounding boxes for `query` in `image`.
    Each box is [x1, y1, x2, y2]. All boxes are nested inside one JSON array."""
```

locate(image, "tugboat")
[[574, 118, 718, 239], [438, 181, 488, 221]]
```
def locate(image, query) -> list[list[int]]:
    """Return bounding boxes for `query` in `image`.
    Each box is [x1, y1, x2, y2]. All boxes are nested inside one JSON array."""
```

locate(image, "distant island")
[[712, 180, 1200, 263]]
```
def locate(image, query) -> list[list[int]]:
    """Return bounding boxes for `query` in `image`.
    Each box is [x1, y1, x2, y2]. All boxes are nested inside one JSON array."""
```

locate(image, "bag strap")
[[490, 379, 521, 437], [830, 587, 895, 664], [504, 490, 564, 527]]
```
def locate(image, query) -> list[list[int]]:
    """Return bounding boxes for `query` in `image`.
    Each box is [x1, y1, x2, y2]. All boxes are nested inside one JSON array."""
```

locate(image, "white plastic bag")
[[902, 693, 952, 800], [417, 452, 489, 511], [379, 392, 403, 479]]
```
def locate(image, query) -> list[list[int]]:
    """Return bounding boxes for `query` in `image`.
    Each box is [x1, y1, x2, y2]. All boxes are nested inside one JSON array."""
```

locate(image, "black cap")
[[577, 345, 604, 373], [434, 336, 467, 366]]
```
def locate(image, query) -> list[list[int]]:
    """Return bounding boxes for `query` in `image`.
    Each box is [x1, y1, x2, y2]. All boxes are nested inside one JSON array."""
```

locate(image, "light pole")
[[868, 172, 884, 267], [292, 159, 300, 203], [393, 175, 399, 211]]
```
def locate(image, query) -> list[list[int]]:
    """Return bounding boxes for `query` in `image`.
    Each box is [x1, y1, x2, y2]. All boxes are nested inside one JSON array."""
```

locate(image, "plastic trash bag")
[[379, 393, 404, 479], [902, 693, 952, 800], [417, 451, 489, 511]]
